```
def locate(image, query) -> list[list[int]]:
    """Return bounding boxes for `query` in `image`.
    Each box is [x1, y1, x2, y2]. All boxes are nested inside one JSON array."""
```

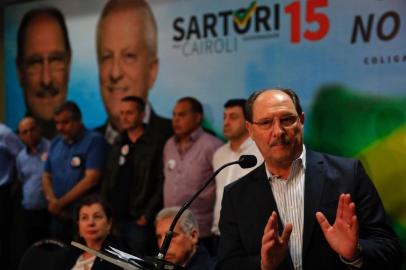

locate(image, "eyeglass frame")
[[249, 114, 300, 130]]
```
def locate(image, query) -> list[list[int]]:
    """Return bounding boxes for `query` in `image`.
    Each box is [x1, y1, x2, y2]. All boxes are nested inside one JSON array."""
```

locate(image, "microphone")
[[238, 154, 258, 168], [153, 155, 257, 269]]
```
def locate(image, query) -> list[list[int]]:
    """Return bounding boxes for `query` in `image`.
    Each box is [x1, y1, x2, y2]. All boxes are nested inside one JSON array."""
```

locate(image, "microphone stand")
[[156, 159, 241, 261]]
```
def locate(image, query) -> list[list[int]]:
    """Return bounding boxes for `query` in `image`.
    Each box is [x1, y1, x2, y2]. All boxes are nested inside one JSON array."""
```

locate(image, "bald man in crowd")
[[16, 117, 51, 246]]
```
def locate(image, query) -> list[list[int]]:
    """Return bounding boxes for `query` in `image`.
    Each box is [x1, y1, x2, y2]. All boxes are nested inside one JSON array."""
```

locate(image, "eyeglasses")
[[251, 115, 299, 130], [23, 52, 69, 74]]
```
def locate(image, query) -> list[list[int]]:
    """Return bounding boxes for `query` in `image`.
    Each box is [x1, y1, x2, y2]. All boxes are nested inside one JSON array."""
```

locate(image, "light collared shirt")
[[16, 138, 50, 209], [163, 127, 222, 237], [265, 146, 306, 270], [0, 123, 23, 186], [211, 137, 263, 235]]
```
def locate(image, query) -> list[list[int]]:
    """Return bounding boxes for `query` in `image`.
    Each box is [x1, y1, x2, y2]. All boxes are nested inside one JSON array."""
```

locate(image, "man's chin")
[[106, 114, 122, 131], [164, 254, 177, 264], [30, 111, 56, 122]]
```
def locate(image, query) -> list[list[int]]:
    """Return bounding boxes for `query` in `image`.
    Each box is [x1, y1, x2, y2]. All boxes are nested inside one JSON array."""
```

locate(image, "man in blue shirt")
[[0, 123, 23, 266], [16, 117, 51, 246], [42, 101, 108, 242]]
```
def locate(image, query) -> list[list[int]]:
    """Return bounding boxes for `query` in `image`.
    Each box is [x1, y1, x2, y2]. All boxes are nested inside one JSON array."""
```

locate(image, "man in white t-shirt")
[[212, 99, 263, 238]]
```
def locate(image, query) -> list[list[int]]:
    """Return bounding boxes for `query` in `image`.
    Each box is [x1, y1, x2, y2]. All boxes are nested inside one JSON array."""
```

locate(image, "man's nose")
[[223, 117, 230, 126], [270, 120, 284, 136], [110, 58, 123, 82], [41, 60, 52, 86]]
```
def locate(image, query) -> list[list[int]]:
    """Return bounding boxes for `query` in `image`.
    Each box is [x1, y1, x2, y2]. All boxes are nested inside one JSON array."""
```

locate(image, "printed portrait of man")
[[16, 7, 71, 139], [95, 0, 172, 144]]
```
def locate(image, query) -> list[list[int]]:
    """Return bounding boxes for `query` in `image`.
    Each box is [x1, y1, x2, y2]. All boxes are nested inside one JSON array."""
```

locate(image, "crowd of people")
[[0, 92, 260, 270], [1, 88, 404, 269], [1, 0, 403, 269]]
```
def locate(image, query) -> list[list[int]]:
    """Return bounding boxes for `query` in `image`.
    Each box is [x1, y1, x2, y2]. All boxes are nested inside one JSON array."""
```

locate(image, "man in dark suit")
[[94, 0, 172, 144], [217, 88, 403, 270]]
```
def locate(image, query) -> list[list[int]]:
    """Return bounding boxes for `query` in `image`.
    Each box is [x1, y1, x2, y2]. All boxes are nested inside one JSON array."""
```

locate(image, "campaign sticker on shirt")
[[40, 152, 48, 162], [71, 156, 82, 168], [167, 159, 176, 170], [119, 155, 126, 166], [121, 144, 130, 156]]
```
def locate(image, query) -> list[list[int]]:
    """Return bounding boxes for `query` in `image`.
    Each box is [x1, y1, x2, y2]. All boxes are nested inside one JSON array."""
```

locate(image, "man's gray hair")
[[96, 0, 158, 58], [155, 207, 199, 235]]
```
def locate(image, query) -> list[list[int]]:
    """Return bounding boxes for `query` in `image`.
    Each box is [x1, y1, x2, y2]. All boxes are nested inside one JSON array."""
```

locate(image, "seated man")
[[155, 207, 214, 270]]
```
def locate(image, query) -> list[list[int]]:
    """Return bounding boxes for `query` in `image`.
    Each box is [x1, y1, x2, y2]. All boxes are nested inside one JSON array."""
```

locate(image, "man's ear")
[[246, 121, 253, 138], [190, 229, 199, 245], [299, 112, 305, 125], [65, 52, 72, 80], [66, 51, 72, 68], [16, 60, 25, 86], [196, 113, 203, 126], [147, 57, 159, 90]]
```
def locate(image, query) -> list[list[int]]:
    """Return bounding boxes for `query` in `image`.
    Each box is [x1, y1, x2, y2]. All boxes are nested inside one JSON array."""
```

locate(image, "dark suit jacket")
[[101, 128, 164, 223], [185, 245, 215, 270], [95, 108, 173, 145], [217, 150, 403, 270]]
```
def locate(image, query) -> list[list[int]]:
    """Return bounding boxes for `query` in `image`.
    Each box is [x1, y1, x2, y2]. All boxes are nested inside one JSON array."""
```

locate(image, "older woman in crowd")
[[65, 194, 123, 270]]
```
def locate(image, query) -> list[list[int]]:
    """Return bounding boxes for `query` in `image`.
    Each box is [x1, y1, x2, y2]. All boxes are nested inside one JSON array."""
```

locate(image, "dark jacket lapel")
[[302, 150, 325, 260], [252, 164, 295, 270]]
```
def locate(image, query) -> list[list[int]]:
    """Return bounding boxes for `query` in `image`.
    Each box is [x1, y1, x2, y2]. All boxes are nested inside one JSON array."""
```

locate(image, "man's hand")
[[261, 211, 292, 270], [136, 215, 148, 226], [316, 193, 359, 261], [48, 198, 63, 215]]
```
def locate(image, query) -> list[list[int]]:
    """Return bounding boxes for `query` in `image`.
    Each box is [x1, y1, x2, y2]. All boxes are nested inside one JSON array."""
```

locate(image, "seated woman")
[[65, 194, 124, 270]]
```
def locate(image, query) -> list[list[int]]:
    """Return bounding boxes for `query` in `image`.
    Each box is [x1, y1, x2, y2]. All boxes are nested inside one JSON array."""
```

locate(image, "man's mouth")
[[35, 87, 59, 98], [269, 138, 290, 148], [108, 87, 128, 95]]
